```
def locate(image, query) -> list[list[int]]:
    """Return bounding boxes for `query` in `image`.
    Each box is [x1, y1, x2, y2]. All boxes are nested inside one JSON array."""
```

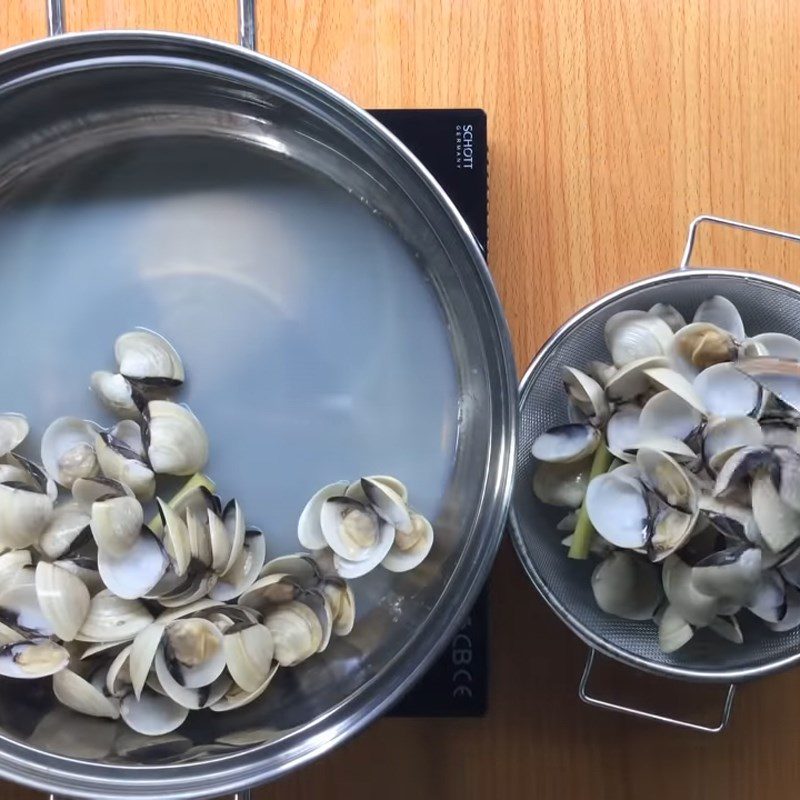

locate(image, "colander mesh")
[[513, 270, 800, 680]]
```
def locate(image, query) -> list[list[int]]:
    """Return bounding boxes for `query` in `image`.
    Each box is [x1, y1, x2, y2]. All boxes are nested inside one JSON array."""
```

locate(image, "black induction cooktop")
[[369, 109, 489, 717]]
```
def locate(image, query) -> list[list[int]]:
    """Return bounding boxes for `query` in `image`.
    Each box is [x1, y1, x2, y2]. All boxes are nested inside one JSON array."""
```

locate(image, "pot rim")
[[0, 29, 517, 798]]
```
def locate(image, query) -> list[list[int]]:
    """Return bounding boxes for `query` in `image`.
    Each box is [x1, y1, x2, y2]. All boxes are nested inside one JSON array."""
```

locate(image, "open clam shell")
[[38, 501, 91, 560], [0, 482, 53, 549], [41, 417, 100, 489], [345, 476, 409, 505], [34, 561, 90, 641], [224, 623, 274, 693], [0, 639, 69, 679], [77, 590, 154, 642], [94, 431, 155, 503], [531, 423, 600, 464], [210, 527, 266, 602], [0, 413, 28, 458], [210, 662, 279, 713], [90, 371, 142, 420], [604, 310, 673, 368], [693, 295, 745, 340], [591, 552, 662, 620], [585, 470, 648, 549], [298, 481, 349, 550], [263, 600, 322, 667], [53, 668, 120, 719], [115, 329, 185, 386], [98, 527, 169, 600], [532, 456, 592, 507], [120, 689, 189, 736], [382, 513, 434, 573], [90, 495, 144, 557], [361, 477, 412, 533], [144, 401, 208, 476]]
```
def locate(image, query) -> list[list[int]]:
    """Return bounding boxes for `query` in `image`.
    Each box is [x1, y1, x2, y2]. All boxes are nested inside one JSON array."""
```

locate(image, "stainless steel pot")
[[0, 1, 516, 796]]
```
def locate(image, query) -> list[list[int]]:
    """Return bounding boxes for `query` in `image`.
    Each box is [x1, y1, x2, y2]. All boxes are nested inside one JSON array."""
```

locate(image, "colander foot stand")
[[578, 650, 736, 733]]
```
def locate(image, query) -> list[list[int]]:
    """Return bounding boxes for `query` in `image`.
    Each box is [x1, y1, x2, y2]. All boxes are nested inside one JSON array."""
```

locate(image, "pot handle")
[[678, 213, 800, 271], [578, 649, 736, 733], [46, 0, 258, 50]]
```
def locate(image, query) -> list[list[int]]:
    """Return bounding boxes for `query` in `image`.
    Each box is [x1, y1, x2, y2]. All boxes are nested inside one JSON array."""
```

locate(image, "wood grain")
[[3, 2, 800, 799]]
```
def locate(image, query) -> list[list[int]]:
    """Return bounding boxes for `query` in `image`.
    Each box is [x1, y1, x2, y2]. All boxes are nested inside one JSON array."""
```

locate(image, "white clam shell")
[[658, 605, 694, 653], [751, 471, 800, 553], [530, 423, 600, 464], [562, 367, 610, 425], [263, 600, 322, 667], [708, 615, 744, 643], [703, 416, 763, 473], [163, 617, 226, 689], [648, 303, 686, 333], [532, 457, 592, 508], [91, 495, 144, 557], [90, 371, 140, 420], [662, 555, 723, 626], [0, 569, 53, 637], [98, 528, 169, 600], [693, 295, 745, 340], [72, 476, 132, 509], [322, 580, 355, 637], [605, 356, 669, 401], [53, 668, 120, 719], [41, 417, 100, 489], [77, 590, 154, 642], [54, 557, 104, 595], [644, 367, 707, 413], [584, 471, 648, 549], [639, 390, 702, 443], [209, 528, 266, 602], [736, 357, 800, 414], [154, 649, 230, 709], [94, 432, 155, 502], [382, 513, 434, 573], [345, 475, 409, 504], [298, 481, 349, 550], [591, 552, 662, 620], [361, 477, 412, 533], [0, 483, 53, 549], [115, 329, 185, 384], [38, 501, 90, 560], [146, 401, 208, 476], [0, 639, 69, 679], [35, 561, 90, 641], [605, 407, 642, 461], [693, 362, 762, 418], [157, 499, 191, 577], [0, 413, 28, 458], [750, 333, 800, 361], [333, 521, 395, 579], [210, 663, 279, 713], [604, 310, 673, 368], [669, 322, 736, 379], [320, 497, 382, 562], [120, 689, 189, 736], [105, 644, 133, 697], [691, 547, 762, 605], [224, 623, 275, 693]]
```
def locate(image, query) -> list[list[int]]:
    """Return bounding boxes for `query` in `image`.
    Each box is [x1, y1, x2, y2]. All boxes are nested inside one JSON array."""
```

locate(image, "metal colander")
[[510, 216, 800, 731]]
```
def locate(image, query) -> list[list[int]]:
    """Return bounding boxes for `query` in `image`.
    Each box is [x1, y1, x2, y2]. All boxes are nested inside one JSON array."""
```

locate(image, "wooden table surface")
[[4, 1, 800, 798]]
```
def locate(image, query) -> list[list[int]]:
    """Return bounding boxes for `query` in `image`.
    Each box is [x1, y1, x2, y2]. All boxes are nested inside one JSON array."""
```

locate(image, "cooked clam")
[[90, 371, 141, 420], [145, 401, 208, 476], [604, 310, 673, 368], [120, 689, 189, 736], [694, 295, 745, 340], [0, 413, 28, 458], [585, 470, 648, 549], [94, 430, 155, 502], [0, 639, 69, 679], [530, 423, 601, 463], [0, 482, 53, 549], [97, 527, 169, 600], [34, 561, 90, 641], [41, 417, 100, 488], [591, 552, 662, 620], [115, 329, 185, 387], [532, 457, 593, 507], [90, 495, 144, 557], [38, 501, 91, 560], [382, 512, 434, 573], [223, 623, 275, 693], [263, 600, 322, 667], [78, 590, 153, 642], [53, 668, 120, 719]]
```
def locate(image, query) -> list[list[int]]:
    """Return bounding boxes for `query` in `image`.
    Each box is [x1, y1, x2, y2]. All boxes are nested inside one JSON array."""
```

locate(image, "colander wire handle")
[[45, 0, 258, 50], [578, 650, 736, 733], [679, 214, 800, 271]]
